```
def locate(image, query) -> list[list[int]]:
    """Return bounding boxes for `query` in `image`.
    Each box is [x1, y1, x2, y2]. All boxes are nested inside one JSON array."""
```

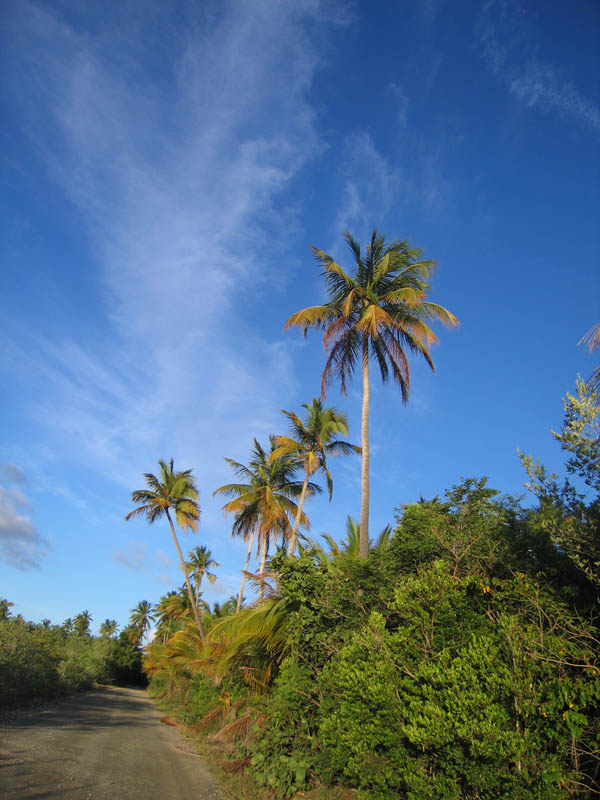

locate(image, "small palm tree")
[[285, 230, 458, 557], [273, 398, 360, 554], [214, 438, 313, 606], [74, 610, 92, 636], [100, 619, 119, 638], [308, 515, 392, 560], [126, 459, 204, 638], [129, 600, 155, 646], [0, 598, 14, 621], [185, 545, 220, 608]]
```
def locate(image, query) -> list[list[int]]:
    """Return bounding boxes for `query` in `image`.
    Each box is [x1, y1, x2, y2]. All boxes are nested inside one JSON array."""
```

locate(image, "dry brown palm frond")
[[160, 716, 184, 728], [209, 710, 254, 744], [245, 568, 278, 601]]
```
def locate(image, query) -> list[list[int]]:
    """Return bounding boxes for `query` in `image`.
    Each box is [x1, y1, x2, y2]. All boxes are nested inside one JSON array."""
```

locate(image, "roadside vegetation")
[[0, 606, 145, 707], [138, 236, 599, 798]]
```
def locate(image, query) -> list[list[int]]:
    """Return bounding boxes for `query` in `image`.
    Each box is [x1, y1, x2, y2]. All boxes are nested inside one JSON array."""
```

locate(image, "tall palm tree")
[[125, 459, 204, 638], [285, 230, 458, 558], [129, 600, 156, 646], [272, 398, 360, 555], [185, 545, 220, 608], [214, 438, 314, 606], [100, 619, 119, 638]]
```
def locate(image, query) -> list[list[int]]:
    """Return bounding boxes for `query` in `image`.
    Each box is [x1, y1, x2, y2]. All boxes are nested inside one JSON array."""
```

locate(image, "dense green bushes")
[[142, 383, 600, 798], [0, 616, 144, 707]]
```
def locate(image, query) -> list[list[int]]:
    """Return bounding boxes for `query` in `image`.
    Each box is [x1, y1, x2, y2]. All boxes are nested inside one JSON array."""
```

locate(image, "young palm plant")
[[285, 231, 458, 557], [126, 459, 204, 638], [272, 398, 360, 555]]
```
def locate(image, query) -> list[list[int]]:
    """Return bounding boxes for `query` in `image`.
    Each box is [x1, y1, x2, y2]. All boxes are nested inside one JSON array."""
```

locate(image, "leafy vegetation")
[[141, 374, 599, 799], [0, 609, 144, 707]]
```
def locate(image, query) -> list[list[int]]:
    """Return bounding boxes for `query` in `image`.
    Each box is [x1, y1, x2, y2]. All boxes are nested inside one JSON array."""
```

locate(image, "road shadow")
[[1, 686, 158, 733]]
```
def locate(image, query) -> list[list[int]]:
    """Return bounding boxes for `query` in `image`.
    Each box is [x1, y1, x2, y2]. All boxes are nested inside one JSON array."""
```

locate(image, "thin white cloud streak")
[[477, 0, 600, 132], [334, 131, 403, 240], [0, 484, 48, 570], [3, 2, 345, 511], [0, 464, 28, 485]]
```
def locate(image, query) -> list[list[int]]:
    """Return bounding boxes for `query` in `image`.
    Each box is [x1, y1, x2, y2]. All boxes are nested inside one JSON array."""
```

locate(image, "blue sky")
[[1, 0, 598, 633]]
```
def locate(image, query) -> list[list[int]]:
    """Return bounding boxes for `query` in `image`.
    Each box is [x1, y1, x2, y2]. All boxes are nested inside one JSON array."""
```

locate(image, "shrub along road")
[[0, 685, 225, 799]]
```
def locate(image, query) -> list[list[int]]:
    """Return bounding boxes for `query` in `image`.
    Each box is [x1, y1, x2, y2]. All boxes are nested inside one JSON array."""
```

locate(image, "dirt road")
[[0, 685, 226, 799]]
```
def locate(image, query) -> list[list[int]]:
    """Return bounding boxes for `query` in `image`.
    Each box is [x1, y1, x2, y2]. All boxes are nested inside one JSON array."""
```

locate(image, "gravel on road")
[[0, 685, 227, 799]]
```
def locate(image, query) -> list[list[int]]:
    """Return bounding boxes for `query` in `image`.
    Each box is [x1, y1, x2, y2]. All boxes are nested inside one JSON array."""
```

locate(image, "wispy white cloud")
[[0, 464, 28, 485], [0, 483, 48, 570], [112, 540, 149, 572], [477, 0, 600, 132], [2, 1, 345, 519], [334, 131, 403, 239]]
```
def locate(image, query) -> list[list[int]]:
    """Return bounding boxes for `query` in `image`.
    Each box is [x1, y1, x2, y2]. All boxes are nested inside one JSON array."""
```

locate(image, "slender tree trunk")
[[359, 335, 370, 559], [165, 510, 204, 639], [237, 529, 255, 613], [288, 469, 310, 555], [258, 536, 268, 602], [194, 573, 203, 609]]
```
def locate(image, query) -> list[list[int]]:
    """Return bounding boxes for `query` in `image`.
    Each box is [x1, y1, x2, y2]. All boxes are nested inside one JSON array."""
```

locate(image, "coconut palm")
[[579, 322, 600, 401], [126, 459, 204, 638], [214, 438, 315, 605], [154, 590, 188, 643], [0, 598, 14, 621], [185, 545, 220, 608], [129, 600, 155, 646], [285, 230, 458, 557], [100, 619, 119, 638], [74, 610, 92, 636], [273, 398, 360, 555]]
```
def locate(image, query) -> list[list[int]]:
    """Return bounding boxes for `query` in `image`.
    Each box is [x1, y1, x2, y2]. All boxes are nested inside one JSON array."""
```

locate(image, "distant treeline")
[[0, 609, 144, 708]]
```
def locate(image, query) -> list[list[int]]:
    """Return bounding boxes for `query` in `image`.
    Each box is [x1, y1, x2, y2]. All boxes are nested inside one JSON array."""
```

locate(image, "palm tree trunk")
[[359, 335, 370, 559], [165, 509, 204, 639], [194, 573, 203, 609], [288, 469, 310, 555], [258, 536, 268, 602], [237, 528, 255, 612]]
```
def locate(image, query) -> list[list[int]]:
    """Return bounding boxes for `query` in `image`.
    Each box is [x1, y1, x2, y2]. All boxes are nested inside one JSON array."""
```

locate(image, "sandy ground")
[[0, 685, 226, 799]]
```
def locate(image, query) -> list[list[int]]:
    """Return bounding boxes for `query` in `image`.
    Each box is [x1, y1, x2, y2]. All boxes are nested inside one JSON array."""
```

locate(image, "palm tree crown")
[[126, 459, 205, 638], [272, 398, 360, 554], [285, 231, 458, 557], [129, 600, 155, 645], [214, 437, 316, 603], [185, 545, 220, 608]]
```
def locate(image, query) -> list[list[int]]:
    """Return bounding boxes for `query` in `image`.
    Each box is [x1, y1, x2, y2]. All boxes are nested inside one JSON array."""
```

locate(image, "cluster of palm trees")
[[126, 230, 458, 639]]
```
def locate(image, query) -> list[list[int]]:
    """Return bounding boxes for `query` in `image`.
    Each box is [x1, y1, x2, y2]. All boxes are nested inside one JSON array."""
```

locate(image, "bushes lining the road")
[[0, 618, 144, 707]]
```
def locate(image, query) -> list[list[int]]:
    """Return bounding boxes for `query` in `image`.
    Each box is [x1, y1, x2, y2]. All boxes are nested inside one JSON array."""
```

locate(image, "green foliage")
[[0, 615, 144, 708], [248, 656, 315, 797], [317, 565, 598, 799], [521, 377, 600, 590]]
